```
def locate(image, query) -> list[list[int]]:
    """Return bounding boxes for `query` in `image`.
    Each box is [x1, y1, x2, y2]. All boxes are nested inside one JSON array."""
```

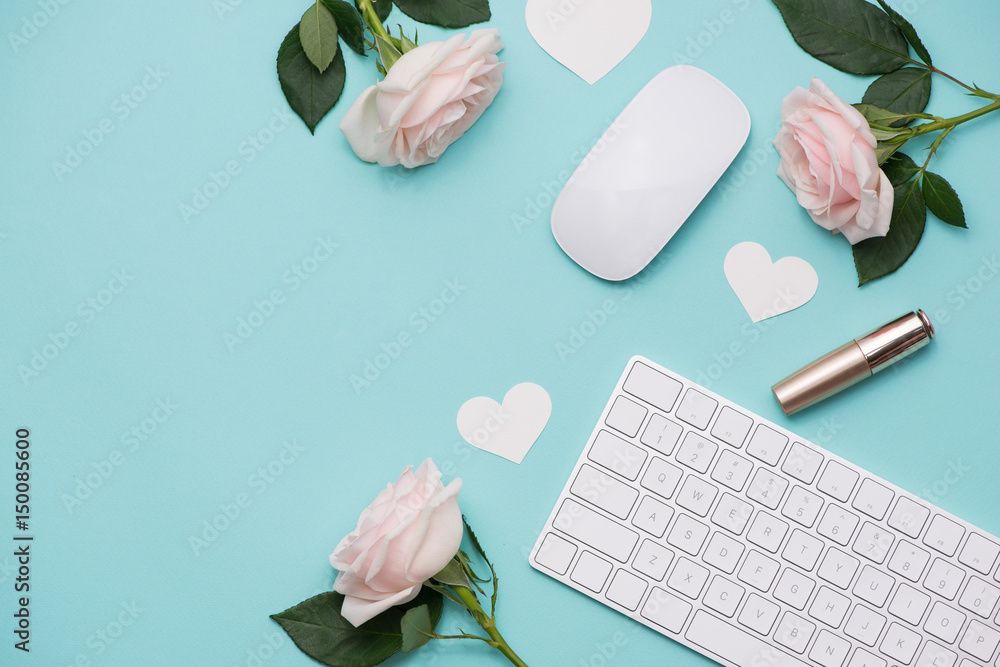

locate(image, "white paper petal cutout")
[[724, 242, 819, 323], [457, 383, 552, 464]]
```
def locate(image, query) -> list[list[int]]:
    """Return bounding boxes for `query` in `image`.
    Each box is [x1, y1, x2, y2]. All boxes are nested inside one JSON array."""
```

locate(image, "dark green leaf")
[[300, 1, 339, 73], [922, 171, 966, 227], [853, 179, 926, 285], [323, 0, 366, 56], [876, 0, 932, 65], [400, 605, 434, 653], [431, 557, 472, 588], [770, 0, 909, 75], [392, 0, 490, 29], [863, 68, 931, 125], [271, 588, 443, 667], [881, 152, 919, 187], [277, 24, 347, 134]]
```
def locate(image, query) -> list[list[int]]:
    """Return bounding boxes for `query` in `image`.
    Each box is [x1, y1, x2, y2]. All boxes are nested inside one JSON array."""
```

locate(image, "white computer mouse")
[[551, 65, 751, 281]]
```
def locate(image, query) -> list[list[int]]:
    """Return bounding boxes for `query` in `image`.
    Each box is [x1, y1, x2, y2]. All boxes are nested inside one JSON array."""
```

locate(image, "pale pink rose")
[[773, 78, 893, 244], [339, 29, 505, 168], [330, 459, 462, 626]]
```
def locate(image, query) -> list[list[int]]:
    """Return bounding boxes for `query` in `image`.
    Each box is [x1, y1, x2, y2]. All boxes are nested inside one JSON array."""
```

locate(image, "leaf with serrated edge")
[[400, 606, 434, 653], [881, 152, 919, 187], [853, 179, 926, 285], [392, 0, 490, 29], [277, 24, 346, 134], [863, 68, 931, 125], [323, 0, 366, 56], [770, 0, 909, 75], [876, 0, 931, 65], [922, 171, 966, 227], [300, 1, 339, 73]]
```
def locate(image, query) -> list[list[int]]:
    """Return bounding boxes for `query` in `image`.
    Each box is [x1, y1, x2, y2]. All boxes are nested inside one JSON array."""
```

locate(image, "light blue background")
[[2, 0, 999, 665]]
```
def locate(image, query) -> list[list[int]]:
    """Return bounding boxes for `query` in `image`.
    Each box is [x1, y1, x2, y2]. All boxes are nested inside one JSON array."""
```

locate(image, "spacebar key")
[[686, 611, 811, 667], [554, 499, 638, 562]]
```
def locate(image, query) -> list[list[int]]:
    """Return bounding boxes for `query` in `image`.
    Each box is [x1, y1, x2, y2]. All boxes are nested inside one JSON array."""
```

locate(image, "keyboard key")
[[571, 551, 613, 592], [781, 442, 824, 485], [640, 457, 683, 499], [675, 388, 718, 430], [915, 641, 957, 667], [604, 395, 647, 437], [888, 541, 931, 583], [818, 505, 860, 546], [703, 575, 745, 617], [676, 431, 718, 473], [958, 576, 1000, 618], [623, 362, 682, 412], [667, 557, 709, 599], [923, 558, 965, 600], [855, 565, 895, 607], [810, 629, 852, 667], [848, 649, 886, 667], [605, 569, 647, 611], [880, 622, 921, 664], [923, 515, 965, 557], [889, 496, 931, 539], [746, 468, 789, 510], [534, 532, 577, 575], [571, 464, 639, 519], [738, 593, 780, 635], [958, 620, 1000, 661], [817, 461, 860, 502], [632, 539, 674, 581], [631, 495, 674, 538], [589, 430, 647, 480], [711, 406, 753, 448], [667, 514, 710, 555], [852, 479, 895, 521], [747, 512, 790, 553], [853, 522, 895, 564], [809, 586, 851, 628], [774, 611, 815, 654], [959, 533, 1000, 575], [704, 532, 745, 574], [817, 548, 860, 589], [923, 601, 965, 643], [711, 493, 753, 535], [675, 476, 718, 517], [686, 610, 812, 667], [774, 568, 815, 610], [746, 424, 789, 467], [641, 587, 692, 633], [888, 583, 930, 625], [738, 550, 780, 592], [782, 529, 824, 571], [782, 485, 824, 528], [845, 605, 886, 646], [553, 499, 638, 562], [711, 449, 754, 491], [640, 413, 683, 455]]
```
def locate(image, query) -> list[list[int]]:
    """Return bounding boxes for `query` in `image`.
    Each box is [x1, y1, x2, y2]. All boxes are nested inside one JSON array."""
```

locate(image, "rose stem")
[[452, 585, 528, 667], [913, 98, 1000, 137], [357, 0, 391, 42]]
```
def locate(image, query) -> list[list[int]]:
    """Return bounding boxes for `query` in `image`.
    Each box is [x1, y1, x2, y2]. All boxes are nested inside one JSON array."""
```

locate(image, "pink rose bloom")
[[330, 459, 462, 626], [773, 78, 893, 244], [340, 29, 505, 168]]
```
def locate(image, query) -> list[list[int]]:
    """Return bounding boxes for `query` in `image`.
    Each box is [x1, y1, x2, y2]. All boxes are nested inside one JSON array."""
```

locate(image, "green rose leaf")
[[867, 123, 913, 143], [271, 588, 443, 667], [277, 24, 347, 134], [874, 137, 907, 165], [300, 1, 339, 73], [431, 556, 472, 588], [876, 0, 932, 65], [375, 34, 402, 72], [323, 0, 366, 56], [392, 0, 490, 29], [922, 171, 966, 228], [400, 605, 434, 653], [853, 179, 926, 286], [881, 152, 920, 187], [770, 0, 909, 75], [854, 103, 929, 128], [862, 68, 932, 125]]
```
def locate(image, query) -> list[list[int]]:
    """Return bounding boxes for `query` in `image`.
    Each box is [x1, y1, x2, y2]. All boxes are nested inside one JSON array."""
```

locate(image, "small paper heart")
[[525, 0, 652, 85], [724, 242, 819, 323], [456, 383, 552, 464]]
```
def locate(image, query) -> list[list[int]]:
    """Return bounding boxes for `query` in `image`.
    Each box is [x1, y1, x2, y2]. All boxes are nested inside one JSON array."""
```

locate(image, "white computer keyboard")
[[530, 356, 1000, 667]]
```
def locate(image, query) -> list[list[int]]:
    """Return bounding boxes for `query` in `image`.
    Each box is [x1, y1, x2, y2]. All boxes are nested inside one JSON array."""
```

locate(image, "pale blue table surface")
[[2, 0, 999, 665]]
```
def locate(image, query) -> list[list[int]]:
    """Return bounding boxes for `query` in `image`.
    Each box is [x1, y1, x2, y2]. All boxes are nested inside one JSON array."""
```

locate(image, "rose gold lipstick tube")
[[772, 310, 935, 416]]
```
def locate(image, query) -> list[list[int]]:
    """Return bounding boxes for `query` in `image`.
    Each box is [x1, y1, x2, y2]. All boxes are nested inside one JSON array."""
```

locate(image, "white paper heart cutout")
[[457, 383, 552, 464], [724, 242, 819, 323], [525, 0, 652, 85]]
